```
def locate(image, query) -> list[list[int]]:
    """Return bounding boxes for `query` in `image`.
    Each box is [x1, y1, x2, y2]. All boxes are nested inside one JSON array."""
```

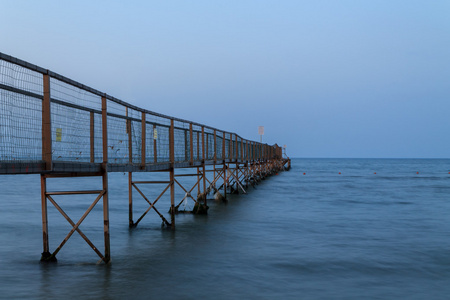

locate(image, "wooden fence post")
[[141, 112, 146, 168], [42, 74, 52, 170]]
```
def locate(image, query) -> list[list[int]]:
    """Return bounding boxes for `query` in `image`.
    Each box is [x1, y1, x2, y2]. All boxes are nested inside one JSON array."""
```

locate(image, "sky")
[[1, 0, 450, 158]]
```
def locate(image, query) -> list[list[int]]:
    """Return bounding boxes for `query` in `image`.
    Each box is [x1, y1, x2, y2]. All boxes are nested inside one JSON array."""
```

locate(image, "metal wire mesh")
[[130, 119, 142, 164], [224, 133, 230, 160], [243, 140, 248, 160], [0, 59, 43, 95], [172, 120, 188, 163], [0, 89, 42, 161], [51, 102, 92, 162], [128, 108, 142, 164], [191, 125, 200, 161], [204, 128, 215, 160], [50, 78, 101, 111], [237, 139, 241, 160], [145, 119, 156, 163], [93, 113, 103, 162], [107, 114, 129, 164], [174, 127, 187, 162], [216, 133, 223, 160], [155, 124, 170, 162]]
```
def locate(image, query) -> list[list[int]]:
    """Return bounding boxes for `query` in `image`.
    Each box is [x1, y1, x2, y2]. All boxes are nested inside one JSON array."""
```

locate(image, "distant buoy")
[[339, 172, 341, 175], [303, 173, 306, 175], [374, 172, 376, 174], [416, 172, 419, 175]]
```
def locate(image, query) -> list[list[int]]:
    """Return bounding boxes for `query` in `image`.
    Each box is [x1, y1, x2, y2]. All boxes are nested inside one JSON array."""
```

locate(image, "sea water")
[[0, 158, 450, 299]]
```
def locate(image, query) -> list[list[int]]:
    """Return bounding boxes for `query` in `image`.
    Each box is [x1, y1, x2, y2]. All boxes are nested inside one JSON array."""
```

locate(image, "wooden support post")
[[126, 109, 132, 163], [169, 119, 175, 229], [42, 74, 52, 171], [90, 112, 95, 163], [189, 123, 193, 165], [102, 96, 108, 165], [224, 163, 227, 200], [202, 126, 206, 202], [205, 133, 209, 161], [262, 144, 264, 161], [101, 96, 110, 263], [258, 143, 260, 161], [235, 135, 239, 193], [264, 144, 266, 161], [223, 133, 227, 199], [184, 130, 188, 162], [263, 144, 265, 161], [247, 141, 250, 162], [213, 129, 217, 191], [256, 143, 259, 161], [153, 124, 157, 163], [228, 134, 232, 161], [214, 129, 217, 163], [265, 144, 266, 161], [222, 132, 226, 161], [141, 112, 146, 168], [263, 144, 266, 161], [197, 167, 201, 196], [40, 174, 53, 261], [127, 108, 133, 227], [213, 164, 216, 190], [129, 172, 133, 227], [235, 135, 238, 163], [102, 170, 110, 263], [197, 131, 200, 161], [258, 143, 261, 161], [241, 138, 244, 162], [245, 141, 249, 188], [246, 141, 249, 163]]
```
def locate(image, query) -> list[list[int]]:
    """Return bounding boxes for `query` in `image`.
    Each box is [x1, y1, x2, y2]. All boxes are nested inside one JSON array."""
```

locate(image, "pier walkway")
[[0, 52, 290, 263]]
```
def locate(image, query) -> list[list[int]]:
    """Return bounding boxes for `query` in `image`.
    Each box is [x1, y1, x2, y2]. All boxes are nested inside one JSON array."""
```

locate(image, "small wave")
[[338, 199, 413, 205]]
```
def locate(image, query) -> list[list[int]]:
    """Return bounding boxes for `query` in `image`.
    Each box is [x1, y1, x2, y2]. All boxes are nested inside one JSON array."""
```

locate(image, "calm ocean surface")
[[1, 158, 450, 299]]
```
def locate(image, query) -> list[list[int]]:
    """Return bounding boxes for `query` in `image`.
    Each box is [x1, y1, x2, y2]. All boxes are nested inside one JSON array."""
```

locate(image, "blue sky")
[[1, 0, 449, 158]]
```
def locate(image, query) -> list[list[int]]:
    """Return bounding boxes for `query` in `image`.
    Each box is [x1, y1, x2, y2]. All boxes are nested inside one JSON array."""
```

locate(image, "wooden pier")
[[0, 52, 290, 264]]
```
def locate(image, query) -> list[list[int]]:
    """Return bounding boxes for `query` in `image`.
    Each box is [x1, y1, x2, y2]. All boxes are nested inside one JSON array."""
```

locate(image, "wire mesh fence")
[[0, 52, 282, 172], [0, 90, 42, 161], [0, 59, 43, 96]]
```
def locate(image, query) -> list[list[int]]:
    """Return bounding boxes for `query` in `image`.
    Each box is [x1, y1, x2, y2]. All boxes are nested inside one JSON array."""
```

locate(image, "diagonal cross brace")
[[174, 177, 202, 209], [132, 182, 171, 227], [46, 191, 107, 261], [228, 169, 247, 194]]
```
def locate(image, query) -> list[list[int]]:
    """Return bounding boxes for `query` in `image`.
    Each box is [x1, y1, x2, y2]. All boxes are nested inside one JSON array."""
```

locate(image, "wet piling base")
[[40, 251, 57, 263], [214, 191, 227, 203], [192, 202, 209, 214]]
